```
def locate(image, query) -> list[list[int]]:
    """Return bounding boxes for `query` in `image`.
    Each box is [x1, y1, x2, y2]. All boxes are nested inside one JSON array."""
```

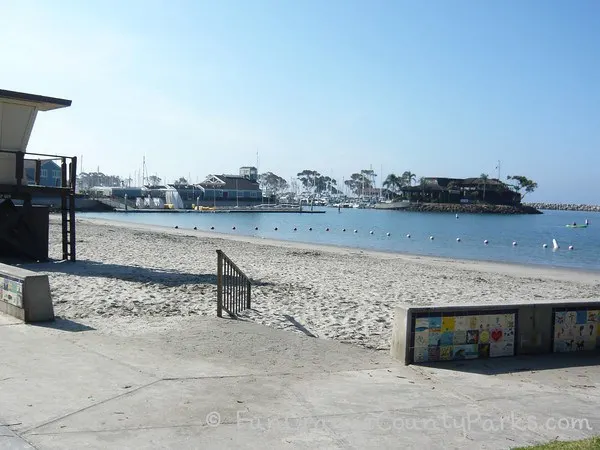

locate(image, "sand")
[[22, 216, 600, 350]]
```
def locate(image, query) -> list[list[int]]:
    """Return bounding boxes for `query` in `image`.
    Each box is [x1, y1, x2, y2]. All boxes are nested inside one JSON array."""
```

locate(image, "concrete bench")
[[0, 263, 54, 322], [391, 301, 600, 365]]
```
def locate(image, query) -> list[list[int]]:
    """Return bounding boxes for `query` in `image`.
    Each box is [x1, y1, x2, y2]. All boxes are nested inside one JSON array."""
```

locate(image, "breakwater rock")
[[524, 203, 600, 212], [401, 203, 542, 214]]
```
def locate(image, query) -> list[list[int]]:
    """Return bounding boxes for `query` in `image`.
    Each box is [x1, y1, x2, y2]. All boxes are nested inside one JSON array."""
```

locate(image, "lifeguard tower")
[[0, 89, 77, 262]]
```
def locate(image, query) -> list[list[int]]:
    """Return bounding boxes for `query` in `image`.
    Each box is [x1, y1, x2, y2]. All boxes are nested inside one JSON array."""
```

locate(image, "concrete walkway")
[[1, 313, 599, 449]]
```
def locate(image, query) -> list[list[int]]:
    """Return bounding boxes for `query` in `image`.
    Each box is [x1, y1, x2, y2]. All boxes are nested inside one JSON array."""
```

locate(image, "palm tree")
[[479, 173, 489, 201], [402, 171, 417, 187], [384, 173, 406, 199], [383, 174, 400, 192], [148, 175, 161, 186]]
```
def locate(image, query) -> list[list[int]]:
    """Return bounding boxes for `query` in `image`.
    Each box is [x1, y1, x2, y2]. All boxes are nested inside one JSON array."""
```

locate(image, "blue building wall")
[[25, 160, 62, 187]]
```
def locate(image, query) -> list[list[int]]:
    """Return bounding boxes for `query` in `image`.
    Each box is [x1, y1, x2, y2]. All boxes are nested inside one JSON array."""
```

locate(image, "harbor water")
[[79, 209, 600, 271]]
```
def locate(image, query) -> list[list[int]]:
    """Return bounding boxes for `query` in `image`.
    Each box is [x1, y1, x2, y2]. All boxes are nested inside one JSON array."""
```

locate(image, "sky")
[[1, 0, 598, 203]]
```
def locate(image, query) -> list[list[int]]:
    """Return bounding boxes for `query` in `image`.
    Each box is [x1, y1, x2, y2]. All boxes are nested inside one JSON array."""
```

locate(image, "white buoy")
[[512, 241, 517, 246], [293, 227, 297, 231], [456, 214, 459, 219], [585, 219, 589, 225], [406, 234, 411, 238], [386, 232, 391, 236], [543, 243, 548, 248], [369, 230, 374, 235], [354, 229, 358, 233], [342, 228, 346, 232], [553, 239, 559, 250], [429, 236, 434, 240], [456, 237, 461, 242], [569, 245, 574, 250], [484, 240, 489, 245]]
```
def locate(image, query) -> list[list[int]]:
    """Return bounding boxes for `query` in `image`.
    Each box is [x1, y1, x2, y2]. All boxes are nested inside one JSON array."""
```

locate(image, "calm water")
[[80, 209, 600, 271]]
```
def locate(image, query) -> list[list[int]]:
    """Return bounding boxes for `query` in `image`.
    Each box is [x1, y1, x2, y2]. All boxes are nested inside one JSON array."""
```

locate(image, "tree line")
[[285, 169, 537, 199], [80, 168, 537, 200]]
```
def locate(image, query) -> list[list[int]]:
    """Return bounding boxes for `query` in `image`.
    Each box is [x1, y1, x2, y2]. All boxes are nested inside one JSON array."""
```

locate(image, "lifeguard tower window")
[[0, 89, 77, 262]]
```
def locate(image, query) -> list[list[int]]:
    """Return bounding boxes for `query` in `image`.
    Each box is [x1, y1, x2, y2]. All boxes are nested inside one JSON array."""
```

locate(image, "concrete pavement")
[[1, 313, 599, 449]]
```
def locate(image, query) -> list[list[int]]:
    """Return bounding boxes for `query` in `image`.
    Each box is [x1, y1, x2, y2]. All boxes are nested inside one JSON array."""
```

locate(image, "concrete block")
[[518, 304, 553, 354], [390, 307, 410, 364], [0, 263, 53, 322]]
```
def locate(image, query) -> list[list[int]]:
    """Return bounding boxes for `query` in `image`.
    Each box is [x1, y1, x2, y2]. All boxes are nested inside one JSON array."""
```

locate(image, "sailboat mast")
[[380, 164, 383, 198]]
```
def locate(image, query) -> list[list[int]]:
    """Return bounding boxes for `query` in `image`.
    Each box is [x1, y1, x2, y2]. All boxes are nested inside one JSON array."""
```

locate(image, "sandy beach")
[[25, 216, 600, 350]]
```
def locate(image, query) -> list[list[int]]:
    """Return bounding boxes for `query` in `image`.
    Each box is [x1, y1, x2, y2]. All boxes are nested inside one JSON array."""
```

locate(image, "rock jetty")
[[524, 203, 600, 212], [401, 203, 542, 214]]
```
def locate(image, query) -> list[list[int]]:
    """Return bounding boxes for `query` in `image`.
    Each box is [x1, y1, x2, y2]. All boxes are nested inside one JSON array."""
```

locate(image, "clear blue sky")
[[2, 0, 598, 202]]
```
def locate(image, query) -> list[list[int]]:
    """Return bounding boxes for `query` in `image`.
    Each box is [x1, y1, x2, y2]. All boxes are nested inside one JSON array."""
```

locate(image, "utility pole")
[[496, 160, 501, 180]]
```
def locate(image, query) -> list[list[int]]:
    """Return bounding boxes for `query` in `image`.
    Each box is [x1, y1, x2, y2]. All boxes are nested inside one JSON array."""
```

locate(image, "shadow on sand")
[[22, 259, 274, 288], [31, 317, 96, 333], [25, 259, 217, 287], [416, 351, 600, 375]]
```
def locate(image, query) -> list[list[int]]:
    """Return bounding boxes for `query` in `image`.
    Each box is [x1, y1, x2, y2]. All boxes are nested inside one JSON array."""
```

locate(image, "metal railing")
[[216, 250, 251, 317]]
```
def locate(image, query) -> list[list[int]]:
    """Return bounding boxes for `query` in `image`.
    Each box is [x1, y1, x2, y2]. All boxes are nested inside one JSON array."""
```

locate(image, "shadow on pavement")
[[31, 317, 96, 333], [416, 351, 600, 374]]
